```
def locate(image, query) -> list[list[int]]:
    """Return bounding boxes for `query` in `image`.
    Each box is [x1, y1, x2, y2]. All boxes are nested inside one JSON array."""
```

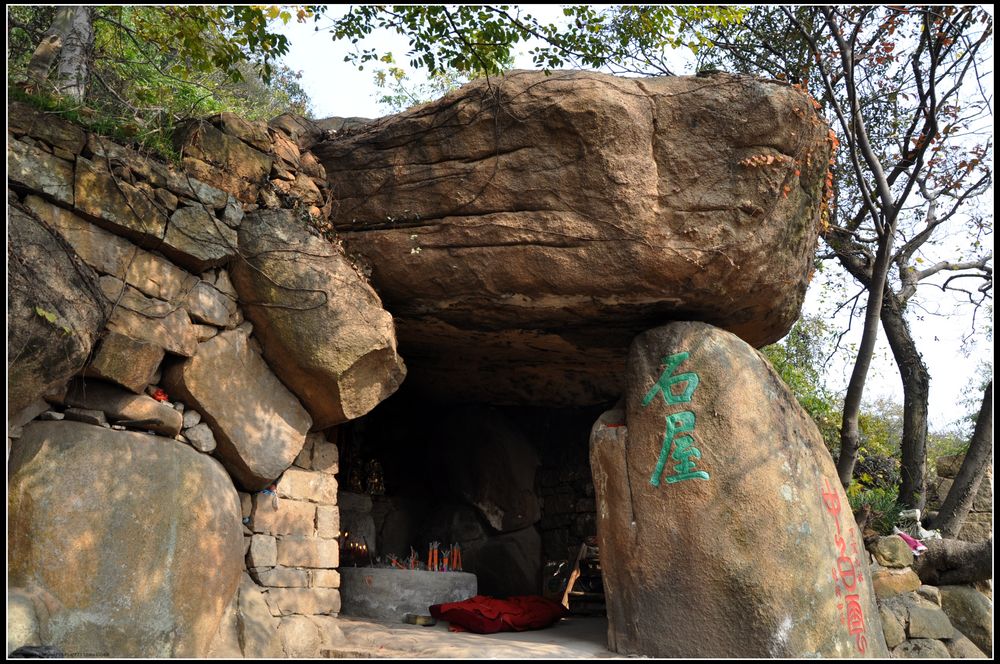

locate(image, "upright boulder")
[[590, 321, 887, 658], [8, 202, 107, 414], [8, 421, 244, 657], [230, 209, 405, 429], [314, 70, 831, 405], [163, 327, 312, 490]]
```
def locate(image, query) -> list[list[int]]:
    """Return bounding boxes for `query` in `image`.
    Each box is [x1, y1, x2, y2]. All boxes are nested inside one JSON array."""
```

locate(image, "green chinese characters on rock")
[[642, 351, 709, 487]]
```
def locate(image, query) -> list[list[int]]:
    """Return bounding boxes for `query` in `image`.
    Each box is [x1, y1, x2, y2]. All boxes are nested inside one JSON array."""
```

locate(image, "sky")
[[272, 7, 992, 432]]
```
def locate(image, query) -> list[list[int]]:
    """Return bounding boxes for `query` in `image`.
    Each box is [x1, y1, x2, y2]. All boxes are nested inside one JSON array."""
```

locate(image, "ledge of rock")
[[230, 209, 406, 429], [314, 70, 831, 405]]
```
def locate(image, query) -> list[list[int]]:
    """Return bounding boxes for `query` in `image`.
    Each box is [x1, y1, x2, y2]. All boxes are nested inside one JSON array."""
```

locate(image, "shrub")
[[847, 483, 902, 535], [853, 448, 901, 491]]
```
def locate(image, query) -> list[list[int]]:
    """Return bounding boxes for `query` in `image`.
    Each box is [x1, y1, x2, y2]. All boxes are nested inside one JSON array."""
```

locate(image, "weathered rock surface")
[[276, 467, 338, 504], [185, 279, 237, 327], [162, 204, 238, 272], [83, 330, 165, 393], [917, 585, 942, 606], [174, 119, 273, 183], [205, 588, 242, 658], [892, 638, 952, 658], [254, 567, 310, 589], [590, 321, 886, 658], [907, 605, 954, 639], [873, 568, 923, 599], [251, 494, 317, 537], [63, 378, 183, 436], [939, 585, 992, 654], [63, 407, 108, 426], [231, 209, 405, 429], [248, 534, 278, 568], [9, 101, 87, 155], [7, 587, 46, 656], [213, 112, 272, 152], [266, 588, 341, 616], [314, 70, 831, 406], [73, 155, 237, 272], [163, 327, 312, 490], [879, 604, 906, 648], [278, 615, 323, 657], [873, 535, 915, 568], [236, 573, 283, 658], [8, 421, 243, 657], [183, 408, 202, 428], [9, 139, 75, 205], [74, 155, 169, 241], [943, 631, 989, 658], [185, 422, 217, 453], [276, 536, 339, 569], [101, 276, 199, 357], [270, 113, 325, 150], [24, 195, 200, 303], [8, 203, 107, 415]]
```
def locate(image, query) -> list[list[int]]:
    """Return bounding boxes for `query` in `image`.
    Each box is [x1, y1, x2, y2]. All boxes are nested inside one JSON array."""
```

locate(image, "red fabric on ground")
[[429, 595, 568, 634]]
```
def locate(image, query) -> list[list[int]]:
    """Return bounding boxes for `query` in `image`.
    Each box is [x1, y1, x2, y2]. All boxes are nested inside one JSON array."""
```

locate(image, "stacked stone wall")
[[6, 101, 396, 658], [927, 453, 993, 543]]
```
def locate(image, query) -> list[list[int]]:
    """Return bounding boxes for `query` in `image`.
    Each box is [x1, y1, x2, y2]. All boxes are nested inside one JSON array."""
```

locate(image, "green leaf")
[[34, 306, 58, 324]]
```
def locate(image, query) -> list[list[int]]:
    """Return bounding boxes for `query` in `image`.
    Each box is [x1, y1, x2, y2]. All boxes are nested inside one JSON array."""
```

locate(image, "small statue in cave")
[[346, 464, 364, 493], [365, 458, 386, 495]]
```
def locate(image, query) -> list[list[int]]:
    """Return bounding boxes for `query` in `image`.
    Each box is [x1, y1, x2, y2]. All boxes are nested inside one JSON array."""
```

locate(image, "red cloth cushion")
[[429, 595, 568, 634]]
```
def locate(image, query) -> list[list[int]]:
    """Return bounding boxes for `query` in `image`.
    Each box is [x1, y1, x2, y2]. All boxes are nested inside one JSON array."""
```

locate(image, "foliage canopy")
[[8, 5, 312, 157]]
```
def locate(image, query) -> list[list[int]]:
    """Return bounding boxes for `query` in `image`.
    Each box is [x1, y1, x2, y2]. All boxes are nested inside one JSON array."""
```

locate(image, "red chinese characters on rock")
[[821, 478, 868, 654]]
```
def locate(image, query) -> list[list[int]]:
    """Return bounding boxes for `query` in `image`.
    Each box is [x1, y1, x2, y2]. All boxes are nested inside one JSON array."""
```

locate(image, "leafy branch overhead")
[[318, 5, 745, 76]]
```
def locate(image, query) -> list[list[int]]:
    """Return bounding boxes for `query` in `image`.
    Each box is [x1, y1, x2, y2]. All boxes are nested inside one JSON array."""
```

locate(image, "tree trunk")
[[835, 239, 895, 487], [880, 293, 931, 510], [926, 381, 992, 537], [26, 6, 92, 101], [53, 6, 93, 101], [25, 9, 72, 90], [912, 536, 993, 586]]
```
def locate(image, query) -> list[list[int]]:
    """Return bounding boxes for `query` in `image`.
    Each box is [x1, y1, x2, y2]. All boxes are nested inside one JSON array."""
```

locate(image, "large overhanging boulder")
[[314, 70, 830, 406]]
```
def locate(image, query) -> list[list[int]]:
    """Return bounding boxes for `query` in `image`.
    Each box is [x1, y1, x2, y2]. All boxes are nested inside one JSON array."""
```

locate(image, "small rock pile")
[[870, 534, 991, 658]]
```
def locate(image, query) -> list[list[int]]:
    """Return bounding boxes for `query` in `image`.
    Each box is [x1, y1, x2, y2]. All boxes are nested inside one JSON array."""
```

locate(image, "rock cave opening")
[[333, 377, 611, 618]]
